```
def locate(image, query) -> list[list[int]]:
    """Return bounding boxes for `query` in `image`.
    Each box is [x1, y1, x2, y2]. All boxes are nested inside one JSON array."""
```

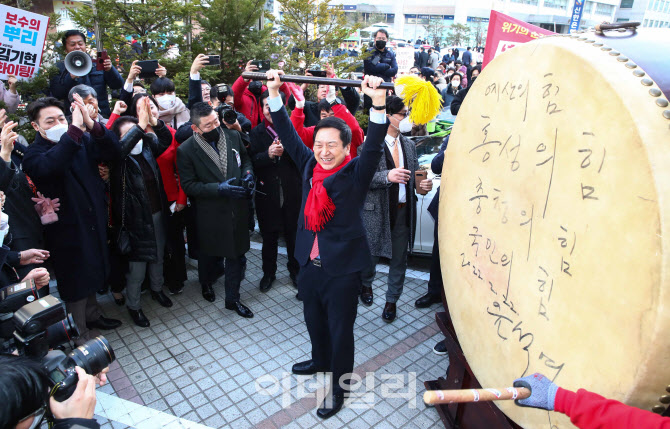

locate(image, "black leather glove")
[[217, 178, 247, 199], [242, 172, 255, 197]]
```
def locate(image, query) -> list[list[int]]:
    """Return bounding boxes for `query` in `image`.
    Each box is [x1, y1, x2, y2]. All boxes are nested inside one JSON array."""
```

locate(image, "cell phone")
[[96, 50, 109, 71], [207, 55, 220, 66], [415, 170, 429, 195], [136, 60, 158, 78], [307, 69, 327, 78], [253, 60, 271, 72]]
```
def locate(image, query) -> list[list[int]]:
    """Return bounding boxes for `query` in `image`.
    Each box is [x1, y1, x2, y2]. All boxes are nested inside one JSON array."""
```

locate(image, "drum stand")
[[424, 291, 522, 429]]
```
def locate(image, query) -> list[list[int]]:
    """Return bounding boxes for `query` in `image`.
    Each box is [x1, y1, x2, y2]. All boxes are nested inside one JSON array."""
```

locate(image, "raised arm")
[[354, 75, 389, 188], [265, 70, 316, 173]]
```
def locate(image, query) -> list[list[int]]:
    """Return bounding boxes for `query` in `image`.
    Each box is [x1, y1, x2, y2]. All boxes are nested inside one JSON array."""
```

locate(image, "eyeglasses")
[[394, 111, 409, 118]]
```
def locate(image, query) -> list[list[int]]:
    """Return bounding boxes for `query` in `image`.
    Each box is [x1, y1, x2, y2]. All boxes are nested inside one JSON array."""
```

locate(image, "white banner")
[[0, 5, 49, 80], [395, 46, 415, 75]]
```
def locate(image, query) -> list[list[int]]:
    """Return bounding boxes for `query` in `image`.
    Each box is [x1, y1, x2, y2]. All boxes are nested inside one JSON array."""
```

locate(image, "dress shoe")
[[316, 392, 345, 419], [415, 292, 441, 308], [359, 286, 373, 306], [201, 284, 215, 302], [290, 272, 298, 288], [291, 359, 325, 375], [168, 283, 184, 295], [151, 290, 173, 307], [225, 300, 253, 318], [112, 293, 125, 306], [382, 302, 396, 323], [128, 309, 150, 328], [259, 274, 276, 292], [87, 316, 122, 331]]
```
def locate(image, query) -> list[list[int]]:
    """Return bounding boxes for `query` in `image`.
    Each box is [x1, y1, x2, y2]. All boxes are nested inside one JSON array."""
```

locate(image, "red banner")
[[482, 11, 554, 69]]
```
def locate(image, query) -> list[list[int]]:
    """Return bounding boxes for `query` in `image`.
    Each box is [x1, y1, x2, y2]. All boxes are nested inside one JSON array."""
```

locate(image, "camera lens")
[[46, 314, 80, 349], [67, 336, 115, 375], [223, 109, 237, 125]]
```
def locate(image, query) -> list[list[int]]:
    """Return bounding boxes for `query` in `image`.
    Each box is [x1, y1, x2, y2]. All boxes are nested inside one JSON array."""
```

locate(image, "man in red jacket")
[[232, 61, 291, 129], [514, 373, 670, 428]]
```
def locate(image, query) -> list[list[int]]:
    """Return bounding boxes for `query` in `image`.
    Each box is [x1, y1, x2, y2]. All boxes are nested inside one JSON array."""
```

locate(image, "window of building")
[[545, 0, 568, 9], [643, 18, 648, 26], [584, 1, 594, 12], [620, 0, 634, 7], [511, 0, 539, 5], [595, 3, 614, 14], [664, 1, 669, 13], [616, 17, 630, 21]]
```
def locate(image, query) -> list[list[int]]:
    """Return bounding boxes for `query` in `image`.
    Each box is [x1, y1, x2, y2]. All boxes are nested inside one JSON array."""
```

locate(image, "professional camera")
[[216, 103, 238, 126], [215, 83, 231, 102], [43, 335, 115, 401]]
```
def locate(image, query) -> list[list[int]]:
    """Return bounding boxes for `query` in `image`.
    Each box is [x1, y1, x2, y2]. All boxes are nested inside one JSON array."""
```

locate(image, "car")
[[408, 134, 448, 255]]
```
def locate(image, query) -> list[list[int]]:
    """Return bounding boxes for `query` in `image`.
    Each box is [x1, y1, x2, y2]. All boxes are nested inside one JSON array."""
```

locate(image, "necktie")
[[392, 139, 399, 168], [309, 234, 319, 259]]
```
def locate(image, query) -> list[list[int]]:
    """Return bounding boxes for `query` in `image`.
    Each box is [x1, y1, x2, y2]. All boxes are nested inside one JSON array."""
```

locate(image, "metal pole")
[[91, 0, 102, 52]]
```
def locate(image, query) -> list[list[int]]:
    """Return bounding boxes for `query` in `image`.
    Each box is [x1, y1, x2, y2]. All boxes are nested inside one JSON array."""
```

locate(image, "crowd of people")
[[1, 26, 669, 429], [0, 26, 460, 422]]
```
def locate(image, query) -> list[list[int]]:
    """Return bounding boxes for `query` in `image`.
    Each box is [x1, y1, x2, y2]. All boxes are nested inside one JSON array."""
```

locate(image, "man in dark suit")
[[418, 47, 430, 68], [265, 70, 388, 419], [176, 102, 254, 318], [462, 47, 473, 66], [24, 96, 122, 343], [248, 91, 302, 292]]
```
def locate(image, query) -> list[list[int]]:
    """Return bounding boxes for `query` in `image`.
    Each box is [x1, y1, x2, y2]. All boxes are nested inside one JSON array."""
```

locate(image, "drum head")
[[440, 32, 670, 428]]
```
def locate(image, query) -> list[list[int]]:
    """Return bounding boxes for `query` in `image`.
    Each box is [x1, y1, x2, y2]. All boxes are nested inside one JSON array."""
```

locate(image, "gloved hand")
[[242, 172, 255, 197], [513, 373, 559, 411], [217, 178, 247, 199], [287, 83, 305, 109], [325, 85, 337, 105]]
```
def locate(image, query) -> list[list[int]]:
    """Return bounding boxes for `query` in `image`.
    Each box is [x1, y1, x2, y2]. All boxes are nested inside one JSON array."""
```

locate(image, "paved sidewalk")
[[79, 243, 448, 429]]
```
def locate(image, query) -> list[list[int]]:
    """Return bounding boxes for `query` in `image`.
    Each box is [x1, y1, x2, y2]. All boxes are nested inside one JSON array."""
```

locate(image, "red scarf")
[[304, 155, 351, 231]]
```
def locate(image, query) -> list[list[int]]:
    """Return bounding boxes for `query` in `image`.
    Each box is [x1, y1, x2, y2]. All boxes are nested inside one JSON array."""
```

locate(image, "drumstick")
[[423, 387, 531, 405], [241, 72, 395, 90]]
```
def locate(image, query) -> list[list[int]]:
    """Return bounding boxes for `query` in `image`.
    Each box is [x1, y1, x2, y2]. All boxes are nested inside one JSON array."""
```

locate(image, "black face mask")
[[248, 81, 263, 96], [200, 126, 220, 142], [375, 40, 386, 50]]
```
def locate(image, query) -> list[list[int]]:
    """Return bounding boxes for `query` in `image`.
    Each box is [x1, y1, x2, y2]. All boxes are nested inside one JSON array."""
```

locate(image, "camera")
[[216, 103, 238, 126], [43, 335, 115, 402], [215, 83, 232, 103]]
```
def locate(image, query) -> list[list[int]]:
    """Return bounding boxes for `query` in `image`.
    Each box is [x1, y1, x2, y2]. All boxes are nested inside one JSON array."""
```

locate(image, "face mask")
[[398, 117, 412, 134], [248, 81, 263, 96], [41, 123, 68, 143], [156, 94, 176, 109], [130, 141, 143, 155], [375, 40, 386, 50], [470, 76, 478, 85], [200, 126, 220, 142], [452, 80, 460, 88]]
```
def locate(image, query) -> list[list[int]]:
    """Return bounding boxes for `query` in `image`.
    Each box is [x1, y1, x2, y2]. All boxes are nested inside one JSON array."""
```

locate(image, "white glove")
[[326, 85, 337, 104]]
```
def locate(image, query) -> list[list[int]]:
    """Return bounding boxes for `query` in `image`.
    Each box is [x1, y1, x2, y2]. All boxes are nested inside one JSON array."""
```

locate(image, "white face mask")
[[398, 117, 412, 134], [451, 80, 461, 88], [156, 94, 176, 109], [130, 141, 143, 155], [41, 123, 68, 143]]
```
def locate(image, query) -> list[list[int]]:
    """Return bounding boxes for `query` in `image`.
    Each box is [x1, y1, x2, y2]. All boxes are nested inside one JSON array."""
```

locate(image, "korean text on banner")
[[396, 46, 416, 75], [0, 5, 49, 80], [482, 11, 554, 69], [569, 0, 585, 33]]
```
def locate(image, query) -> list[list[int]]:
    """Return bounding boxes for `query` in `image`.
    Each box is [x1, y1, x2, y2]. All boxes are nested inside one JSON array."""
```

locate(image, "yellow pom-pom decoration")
[[395, 75, 443, 125]]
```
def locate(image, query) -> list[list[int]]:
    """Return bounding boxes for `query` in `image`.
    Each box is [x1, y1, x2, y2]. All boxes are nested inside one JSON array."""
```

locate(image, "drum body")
[[440, 28, 670, 428]]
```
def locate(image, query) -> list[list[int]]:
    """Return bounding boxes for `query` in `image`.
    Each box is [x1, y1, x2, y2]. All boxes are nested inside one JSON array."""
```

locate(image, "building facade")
[[614, 0, 670, 27]]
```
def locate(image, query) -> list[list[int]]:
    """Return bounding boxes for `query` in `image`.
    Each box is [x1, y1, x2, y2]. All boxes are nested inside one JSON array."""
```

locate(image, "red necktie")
[[310, 234, 319, 259]]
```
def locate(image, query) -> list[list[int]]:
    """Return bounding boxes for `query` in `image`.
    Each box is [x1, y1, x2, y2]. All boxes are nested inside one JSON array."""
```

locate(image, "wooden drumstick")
[[423, 387, 531, 405], [241, 71, 395, 90]]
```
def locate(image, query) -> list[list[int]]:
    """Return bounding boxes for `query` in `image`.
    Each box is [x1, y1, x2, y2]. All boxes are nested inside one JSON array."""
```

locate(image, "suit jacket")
[[428, 135, 449, 220], [361, 134, 418, 259], [177, 128, 253, 258], [269, 103, 388, 276]]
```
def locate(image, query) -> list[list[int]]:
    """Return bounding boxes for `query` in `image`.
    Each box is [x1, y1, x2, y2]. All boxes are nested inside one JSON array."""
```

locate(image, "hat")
[[420, 67, 435, 78]]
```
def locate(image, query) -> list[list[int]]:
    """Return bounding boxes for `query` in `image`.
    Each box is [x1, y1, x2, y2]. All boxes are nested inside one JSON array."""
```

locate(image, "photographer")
[[118, 60, 167, 106], [49, 30, 124, 116], [0, 354, 104, 429]]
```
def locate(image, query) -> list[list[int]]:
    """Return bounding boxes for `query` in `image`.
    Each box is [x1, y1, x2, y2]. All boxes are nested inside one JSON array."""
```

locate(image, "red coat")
[[232, 76, 290, 129], [555, 387, 670, 429], [106, 114, 187, 205], [289, 104, 364, 157]]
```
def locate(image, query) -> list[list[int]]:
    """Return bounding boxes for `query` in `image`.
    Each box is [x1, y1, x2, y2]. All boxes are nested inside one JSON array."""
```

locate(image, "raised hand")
[[112, 100, 127, 116], [0, 121, 18, 162], [126, 60, 142, 82], [190, 54, 209, 76]]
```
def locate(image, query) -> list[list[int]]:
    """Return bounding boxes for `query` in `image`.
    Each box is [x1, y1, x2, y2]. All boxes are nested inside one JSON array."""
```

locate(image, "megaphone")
[[64, 51, 92, 77]]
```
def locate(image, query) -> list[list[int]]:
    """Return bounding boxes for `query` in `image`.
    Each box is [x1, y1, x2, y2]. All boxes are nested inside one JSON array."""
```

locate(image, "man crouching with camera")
[[0, 353, 107, 429]]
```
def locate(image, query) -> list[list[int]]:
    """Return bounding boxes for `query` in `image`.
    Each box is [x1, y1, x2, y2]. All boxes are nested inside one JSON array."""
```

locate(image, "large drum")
[[440, 27, 670, 428]]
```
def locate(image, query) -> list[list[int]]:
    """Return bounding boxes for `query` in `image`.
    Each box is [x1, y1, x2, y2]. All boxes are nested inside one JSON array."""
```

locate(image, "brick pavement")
[[76, 243, 448, 429]]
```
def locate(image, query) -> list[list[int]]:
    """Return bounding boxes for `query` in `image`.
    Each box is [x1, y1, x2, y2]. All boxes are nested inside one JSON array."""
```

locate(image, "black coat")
[[248, 123, 302, 233], [23, 124, 121, 301], [418, 52, 430, 68], [49, 61, 124, 116], [110, 124, 171, 262], [177, 128, 254, 258], [0, 144, 45, 278]]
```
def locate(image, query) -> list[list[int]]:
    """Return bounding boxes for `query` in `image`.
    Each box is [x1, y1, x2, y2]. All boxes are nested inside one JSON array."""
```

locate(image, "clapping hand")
[[72, 93, 94, 130], [0, 121, 19, 162]]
